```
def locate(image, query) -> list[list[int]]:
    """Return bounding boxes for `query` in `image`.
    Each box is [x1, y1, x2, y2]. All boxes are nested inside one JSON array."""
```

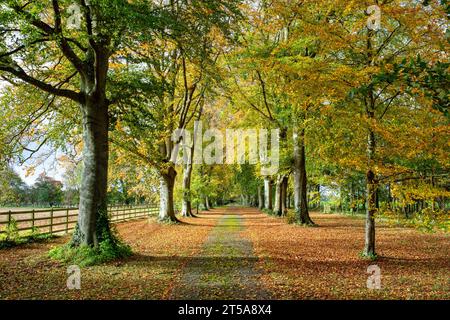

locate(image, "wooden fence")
[[0, 204, 159, 237]]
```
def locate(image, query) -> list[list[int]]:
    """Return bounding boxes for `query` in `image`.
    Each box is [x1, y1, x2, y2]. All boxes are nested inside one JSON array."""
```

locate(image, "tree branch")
[[10, 2, 86, 74], [0, 63, 81, 102]]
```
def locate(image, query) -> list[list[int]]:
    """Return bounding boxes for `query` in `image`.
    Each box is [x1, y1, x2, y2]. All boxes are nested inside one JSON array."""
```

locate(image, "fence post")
[[32, 209, 35, 231], [66, 208, 69, 234], [6, 210, 12, 240], [7, 210, 12, 238], [50, 207, 54, 235]]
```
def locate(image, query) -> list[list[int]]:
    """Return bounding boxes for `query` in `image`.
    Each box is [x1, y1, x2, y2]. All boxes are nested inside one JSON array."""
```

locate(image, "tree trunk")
[[287, 193, 291, 209], [274, 175, 288, 216], [181, 118, 202, 217], [264, 177, 273, 210], [363, 130, 378, 257], [274, 176, 282, 215], [258, 184, 264, 209], [363, 28, 377, 258], [71, 95, 112, 247], [159, 166, 178, 222], [281, 176, 288, 215], [316, 184, 321, 210], [387, 183, 393, 210], [431, 169, 436, 211], [293, 128, 314, 225], [203, 195, 211, 211], [181, 162, 194, 217], [207, 196, 213, 209]]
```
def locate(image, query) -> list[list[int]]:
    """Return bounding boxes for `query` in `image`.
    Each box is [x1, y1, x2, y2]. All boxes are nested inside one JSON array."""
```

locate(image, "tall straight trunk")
[[387, 183, 393, 209], [281, 176, 288, 215], [159, 166, 178, 222], [72, 97, 111, 247], [207, 196, 213, 209], [363, 29, 377, 257], [264, 177, 273, 210], [364, 130, 377, 256], [258, 184, 264, 209], [204, 195, 211, 210], [287, 193, 291, 209], [181, 118, 202, 217], [431, 169, 436, 211], [293, 128, 314, 225], [316, 184, 321, 209], [274, 175, 287, 216], [274, 176, 282, 215], [181, 162, 194, 217], [71, 45, 113, 246]]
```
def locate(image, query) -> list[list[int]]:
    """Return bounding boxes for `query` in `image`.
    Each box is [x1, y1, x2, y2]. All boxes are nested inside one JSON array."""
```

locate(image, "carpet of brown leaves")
[[0, 207, 448, 300], [242, 208, 449, 300], [0, 213, 219, 300]]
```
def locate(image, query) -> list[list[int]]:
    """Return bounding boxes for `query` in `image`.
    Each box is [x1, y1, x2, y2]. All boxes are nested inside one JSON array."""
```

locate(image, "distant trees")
[[0, 166, 148, 207], [0, 169, 64, 207], [0, 166, 27, 206], [31, 175, 64, 206]]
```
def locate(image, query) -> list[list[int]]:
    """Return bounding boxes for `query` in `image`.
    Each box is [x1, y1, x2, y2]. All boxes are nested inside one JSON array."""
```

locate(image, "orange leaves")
[[245, 210, 450, 299], [0, 213, 218, 300]]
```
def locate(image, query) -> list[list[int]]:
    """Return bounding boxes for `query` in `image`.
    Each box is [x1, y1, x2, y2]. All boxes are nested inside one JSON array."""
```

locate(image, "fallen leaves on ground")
[[0, 208, 448, 300], [242, 209, 450, 300], [0, 214, 218, 300]]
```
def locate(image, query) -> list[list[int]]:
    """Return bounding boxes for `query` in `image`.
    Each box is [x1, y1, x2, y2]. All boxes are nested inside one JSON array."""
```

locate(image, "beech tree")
[[0, 0, 186, 249], [297, 0, 448, 257]]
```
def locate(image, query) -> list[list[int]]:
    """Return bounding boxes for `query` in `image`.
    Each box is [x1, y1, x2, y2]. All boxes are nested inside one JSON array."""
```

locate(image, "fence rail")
[[0, 204, 159, 237]]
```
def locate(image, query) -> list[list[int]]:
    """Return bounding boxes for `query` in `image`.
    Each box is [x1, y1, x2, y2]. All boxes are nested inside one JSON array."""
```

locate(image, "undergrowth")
[[0, 222, 55, 249], [49, 223, 132, 267]]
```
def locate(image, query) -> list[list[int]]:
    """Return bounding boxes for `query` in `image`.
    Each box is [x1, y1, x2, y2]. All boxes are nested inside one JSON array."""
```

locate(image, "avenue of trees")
[[0, 0, 448, 261], [0, 168, 66, 207]]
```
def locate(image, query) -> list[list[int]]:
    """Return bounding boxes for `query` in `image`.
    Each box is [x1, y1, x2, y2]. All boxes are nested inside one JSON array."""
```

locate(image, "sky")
[[13, 145, 65, 186], [0, 86, 66, 186]]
